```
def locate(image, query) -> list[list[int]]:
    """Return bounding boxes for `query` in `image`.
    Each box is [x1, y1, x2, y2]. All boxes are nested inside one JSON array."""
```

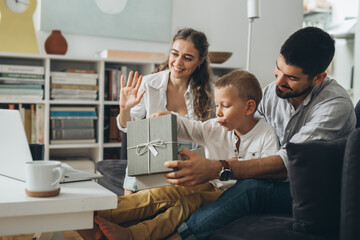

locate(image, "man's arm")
[[164, 148, 286, 186]]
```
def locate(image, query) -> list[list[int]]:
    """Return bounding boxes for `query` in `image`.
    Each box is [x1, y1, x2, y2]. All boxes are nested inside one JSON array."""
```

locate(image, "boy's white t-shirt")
[[177, 116, 279, 190]]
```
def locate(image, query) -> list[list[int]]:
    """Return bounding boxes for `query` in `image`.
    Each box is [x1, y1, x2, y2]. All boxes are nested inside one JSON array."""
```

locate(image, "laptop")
[[0, 109, 102, 183]]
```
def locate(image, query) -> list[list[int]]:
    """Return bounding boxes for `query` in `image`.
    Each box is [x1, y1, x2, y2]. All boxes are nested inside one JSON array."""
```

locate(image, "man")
[[164, 27, 356, 239]]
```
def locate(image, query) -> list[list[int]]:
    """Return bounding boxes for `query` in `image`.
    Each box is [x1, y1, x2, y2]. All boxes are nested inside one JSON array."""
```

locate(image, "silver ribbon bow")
[[131, 138, 168, 156]]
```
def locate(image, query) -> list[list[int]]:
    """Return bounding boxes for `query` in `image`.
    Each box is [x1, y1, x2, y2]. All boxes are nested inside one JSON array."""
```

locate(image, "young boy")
[[86, 70, 279, 240]]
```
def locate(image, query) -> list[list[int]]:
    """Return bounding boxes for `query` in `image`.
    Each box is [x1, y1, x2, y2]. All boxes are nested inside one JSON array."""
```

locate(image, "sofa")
[[209, 100, 360, 240], [97, 100, 360, 240]]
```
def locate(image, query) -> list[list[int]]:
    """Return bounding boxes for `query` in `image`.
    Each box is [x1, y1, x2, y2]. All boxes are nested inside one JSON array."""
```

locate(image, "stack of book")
[[50, 71, 99, 100], [0, 64, 44, 100], [50, 106, 97, 144], [104, 66, 127, 101]]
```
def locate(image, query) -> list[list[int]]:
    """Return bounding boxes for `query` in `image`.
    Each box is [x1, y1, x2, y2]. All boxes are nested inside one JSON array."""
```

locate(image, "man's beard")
[[276, 84, 313, 99]]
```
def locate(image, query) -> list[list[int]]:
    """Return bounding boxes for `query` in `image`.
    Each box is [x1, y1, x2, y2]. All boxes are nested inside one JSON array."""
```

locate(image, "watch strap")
[[219, 160, 230, 169]]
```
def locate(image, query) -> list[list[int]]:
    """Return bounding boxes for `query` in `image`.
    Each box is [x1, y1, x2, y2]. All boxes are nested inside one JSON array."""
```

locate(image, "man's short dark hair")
[[280, 27, 335, 78]]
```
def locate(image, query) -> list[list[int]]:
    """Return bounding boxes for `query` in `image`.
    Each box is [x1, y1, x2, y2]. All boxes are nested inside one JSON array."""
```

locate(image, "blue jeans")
[[177, 179, 292, 239]]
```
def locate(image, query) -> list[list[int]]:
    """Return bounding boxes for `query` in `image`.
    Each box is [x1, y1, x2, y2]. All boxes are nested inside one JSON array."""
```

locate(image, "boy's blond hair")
[[215, 70, 262, 110]]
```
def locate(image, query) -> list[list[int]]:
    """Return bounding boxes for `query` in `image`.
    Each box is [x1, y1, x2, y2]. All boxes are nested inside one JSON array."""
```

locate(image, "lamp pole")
[[246, 0, 260, 71]]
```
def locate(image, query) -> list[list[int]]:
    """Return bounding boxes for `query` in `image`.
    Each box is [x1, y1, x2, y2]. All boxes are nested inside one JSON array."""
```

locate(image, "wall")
[[34, 0, 303, 87], [353, 3, 360, 103]]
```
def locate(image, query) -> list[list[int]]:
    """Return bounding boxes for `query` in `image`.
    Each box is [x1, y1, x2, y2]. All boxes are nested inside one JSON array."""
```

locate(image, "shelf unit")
[[0, 52, 237, 164]]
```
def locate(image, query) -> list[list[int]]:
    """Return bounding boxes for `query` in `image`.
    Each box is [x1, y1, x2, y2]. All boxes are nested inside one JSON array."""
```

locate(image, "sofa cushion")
[[340, 129, 360, 240], [209, 214, 337, 240], [286, 138, 347, 234], [96, 159, 127, 196]]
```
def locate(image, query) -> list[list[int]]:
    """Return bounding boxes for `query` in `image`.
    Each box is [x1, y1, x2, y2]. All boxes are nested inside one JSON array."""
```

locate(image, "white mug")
[[25, 161, 64, 192]]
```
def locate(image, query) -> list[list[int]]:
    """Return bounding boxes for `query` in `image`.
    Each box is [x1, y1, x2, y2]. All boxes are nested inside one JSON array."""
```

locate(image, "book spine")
[[0, 78, 45, 84], [31, 104, 36, 144], [50, 111, 97, 117], [0, 84, 43, 89], [50, 107, 96, 111], [51, 89, 97, 95], [0, 95, 43, 100], [0, 64, 45, 74], [0, 88, 43, 95], [66, 69, 95, 74], [36, 104, 45, 144], [51, 84, 99, 90], [52, 128, 95, 140], [0, 72, 44, 79], [51, 118, 95, 129], [24, 107, 32, 143], [109, 108, 121, 142], [50, 71, 99, 79], [51, 77, 97, 86]]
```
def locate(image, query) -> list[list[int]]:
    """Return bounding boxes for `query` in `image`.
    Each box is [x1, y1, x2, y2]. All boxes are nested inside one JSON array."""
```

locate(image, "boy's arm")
[[176, 116, 210, 146]]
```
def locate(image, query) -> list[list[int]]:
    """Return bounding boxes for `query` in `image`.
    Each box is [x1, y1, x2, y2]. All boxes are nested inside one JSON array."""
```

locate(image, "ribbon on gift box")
[[128, 138, 178, 174]]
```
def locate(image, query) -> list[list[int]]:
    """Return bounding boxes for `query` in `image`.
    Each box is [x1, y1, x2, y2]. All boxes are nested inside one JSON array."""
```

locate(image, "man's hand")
[[164, 148, 220, 186]]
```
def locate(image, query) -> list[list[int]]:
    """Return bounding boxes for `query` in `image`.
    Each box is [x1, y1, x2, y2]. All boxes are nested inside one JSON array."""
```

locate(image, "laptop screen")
[[0, 109, 33, 181]]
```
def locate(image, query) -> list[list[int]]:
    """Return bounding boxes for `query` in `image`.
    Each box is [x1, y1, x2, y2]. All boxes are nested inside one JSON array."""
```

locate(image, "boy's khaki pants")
[[98, 183, 223, 240]]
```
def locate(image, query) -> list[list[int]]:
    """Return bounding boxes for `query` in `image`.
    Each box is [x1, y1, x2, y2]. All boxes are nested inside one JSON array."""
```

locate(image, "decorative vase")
[[44, 30, 68, 55]]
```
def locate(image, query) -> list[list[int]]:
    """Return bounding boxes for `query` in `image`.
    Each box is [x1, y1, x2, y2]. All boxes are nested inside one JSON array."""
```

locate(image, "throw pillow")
[[286, 138, 347, 234], [340, 129, 360, 240]]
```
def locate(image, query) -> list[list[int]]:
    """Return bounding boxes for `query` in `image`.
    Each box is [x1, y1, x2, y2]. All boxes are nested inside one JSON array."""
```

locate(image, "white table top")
[[0, 175, 117, 236]]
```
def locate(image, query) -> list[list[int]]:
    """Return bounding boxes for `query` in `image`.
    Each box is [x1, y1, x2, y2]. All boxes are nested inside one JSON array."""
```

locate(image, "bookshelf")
[[0, 52, 237, 167]]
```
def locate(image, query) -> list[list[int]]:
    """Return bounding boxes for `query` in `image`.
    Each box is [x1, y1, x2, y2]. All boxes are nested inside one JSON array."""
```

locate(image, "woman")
[[117, 28, 214, 195]]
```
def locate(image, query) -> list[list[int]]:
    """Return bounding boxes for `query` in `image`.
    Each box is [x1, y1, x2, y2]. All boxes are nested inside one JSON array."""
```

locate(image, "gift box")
[[127, 114, 177, 176]]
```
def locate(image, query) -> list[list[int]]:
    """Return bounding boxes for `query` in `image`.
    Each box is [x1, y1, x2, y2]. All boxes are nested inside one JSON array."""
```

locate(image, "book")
[[0, 72, 44, 79], [24, 107, 32, 143], [96, 49, 165, 61], [51, 84, 99, 91], [0, 84, 43, 89], [31, 104, 36, 143], [50, 71, 99, 79], [0, 78, 44, 85], [50, 111, 97, 118], [65, 69, 95, 74], [50, 139, 96, 144], [51, 128, 95, 140], [51, 118, 95, 129], [51, 76, 97, 86], [36, 104, 45, 144], [0, 64, 45, 74], [0, 88, 43, 96], [51, 89, 98, 95], [109, 108, 121, 142], [50, 94, 97, 100], [50, 106, 96, 112], [0, 94, 43, 100]]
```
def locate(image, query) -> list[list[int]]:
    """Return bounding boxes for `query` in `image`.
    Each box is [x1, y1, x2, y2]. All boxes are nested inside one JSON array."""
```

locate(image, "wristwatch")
[[218, 160, 232, 181]]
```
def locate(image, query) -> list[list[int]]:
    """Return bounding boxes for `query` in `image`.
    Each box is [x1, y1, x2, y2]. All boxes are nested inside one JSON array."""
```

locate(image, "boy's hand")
[[149, 111, 171, 118], [164, 148, 220, 186]]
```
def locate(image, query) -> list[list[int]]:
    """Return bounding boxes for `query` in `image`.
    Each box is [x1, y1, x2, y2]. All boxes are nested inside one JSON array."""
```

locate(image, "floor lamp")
[[246, 0, 260, 71]]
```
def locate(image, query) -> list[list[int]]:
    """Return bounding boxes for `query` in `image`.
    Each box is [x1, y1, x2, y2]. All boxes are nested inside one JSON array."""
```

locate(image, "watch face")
[[219, 169, 232, 181], [5, 0, 29, 13]]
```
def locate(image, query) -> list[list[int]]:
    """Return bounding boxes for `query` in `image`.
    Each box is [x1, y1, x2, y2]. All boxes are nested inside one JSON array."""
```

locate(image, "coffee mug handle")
[[51, 166, 65, 187]]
